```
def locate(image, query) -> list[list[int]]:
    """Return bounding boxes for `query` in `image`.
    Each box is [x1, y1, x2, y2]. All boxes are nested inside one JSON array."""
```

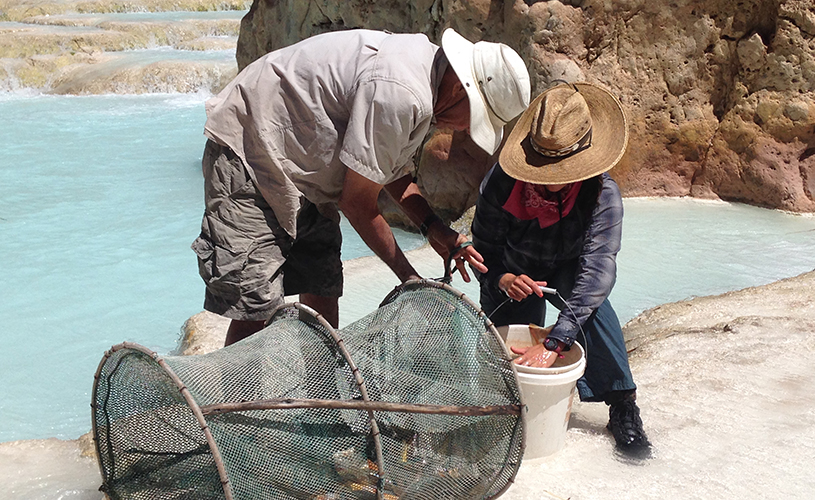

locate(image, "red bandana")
[[502, 181, 583, 228]]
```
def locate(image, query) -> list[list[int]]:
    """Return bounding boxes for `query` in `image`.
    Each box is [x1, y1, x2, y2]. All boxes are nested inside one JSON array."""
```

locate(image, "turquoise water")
[[99, 47, 239, 62], [612, 198, 815, 319], [1, 92, 814, 443], [0, 93, 423, 442]]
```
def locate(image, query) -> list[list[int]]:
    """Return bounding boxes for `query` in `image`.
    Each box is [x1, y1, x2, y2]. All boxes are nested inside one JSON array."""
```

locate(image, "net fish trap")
[[92, 280, 526, 500]]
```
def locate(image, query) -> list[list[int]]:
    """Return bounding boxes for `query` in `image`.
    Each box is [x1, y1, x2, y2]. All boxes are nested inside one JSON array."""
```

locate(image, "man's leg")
[[192, 140, 290, 347], [299, 293, 339, 328], [225, 320, 267, 346], [574, 299, 650, 451], [283, 202, 343, 328], [574, 299, 636, 401], [605, 389, 650, 452]]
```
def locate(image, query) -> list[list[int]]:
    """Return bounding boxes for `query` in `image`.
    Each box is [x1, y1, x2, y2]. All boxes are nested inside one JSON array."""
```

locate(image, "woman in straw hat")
[[471, 82, 651, 452]]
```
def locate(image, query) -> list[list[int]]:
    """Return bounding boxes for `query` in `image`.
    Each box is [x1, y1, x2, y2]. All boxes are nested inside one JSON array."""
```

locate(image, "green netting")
[[92, 280, 525, 500]]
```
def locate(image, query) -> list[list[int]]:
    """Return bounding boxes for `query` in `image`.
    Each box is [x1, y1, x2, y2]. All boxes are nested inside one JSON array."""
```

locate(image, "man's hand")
[[384, 175, 486, 282], [427, 227, 486, 282], [498, 273, 549, 301]]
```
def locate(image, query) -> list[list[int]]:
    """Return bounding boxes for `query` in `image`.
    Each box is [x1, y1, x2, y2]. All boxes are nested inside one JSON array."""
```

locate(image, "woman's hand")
[[498, 273, 549, 301], [511, 343, 558, 368]]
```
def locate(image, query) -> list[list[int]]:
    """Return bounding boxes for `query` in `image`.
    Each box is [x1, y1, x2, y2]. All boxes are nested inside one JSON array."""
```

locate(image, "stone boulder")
[[237, 0, 815, 216]]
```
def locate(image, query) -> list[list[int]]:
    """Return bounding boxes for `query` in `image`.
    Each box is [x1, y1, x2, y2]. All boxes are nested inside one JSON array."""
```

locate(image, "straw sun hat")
[[498, 82, 628, 185], [441, 28, 531, 155]]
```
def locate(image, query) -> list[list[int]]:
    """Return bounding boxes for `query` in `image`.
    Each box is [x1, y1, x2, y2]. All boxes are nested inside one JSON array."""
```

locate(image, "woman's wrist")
[[497, 273, 514, 293]]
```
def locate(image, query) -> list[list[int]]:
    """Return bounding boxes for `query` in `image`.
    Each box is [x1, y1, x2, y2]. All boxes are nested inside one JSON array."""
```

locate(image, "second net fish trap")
[[92, 280, 526, 500]]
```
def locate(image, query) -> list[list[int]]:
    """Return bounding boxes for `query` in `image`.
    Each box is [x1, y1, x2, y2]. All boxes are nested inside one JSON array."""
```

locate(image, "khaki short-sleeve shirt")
[[204, 29, 445, 237]]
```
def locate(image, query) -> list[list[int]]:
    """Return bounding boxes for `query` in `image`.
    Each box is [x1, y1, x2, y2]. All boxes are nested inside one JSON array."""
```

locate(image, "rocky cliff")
[[237, 0, 815, 216]]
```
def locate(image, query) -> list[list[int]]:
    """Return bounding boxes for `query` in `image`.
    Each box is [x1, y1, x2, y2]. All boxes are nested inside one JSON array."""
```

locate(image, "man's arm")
[[339, 169, 420, 283], [384, 175, 485, 282]]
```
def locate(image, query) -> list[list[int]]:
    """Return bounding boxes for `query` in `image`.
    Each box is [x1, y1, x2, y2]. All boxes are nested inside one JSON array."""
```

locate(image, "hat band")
[[529, 127, 593, 158], [479, 80, 513, 123]]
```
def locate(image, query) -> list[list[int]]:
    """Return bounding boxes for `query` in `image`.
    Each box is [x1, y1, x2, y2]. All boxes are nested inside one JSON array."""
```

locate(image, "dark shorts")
[[191, 140, 343, 321]]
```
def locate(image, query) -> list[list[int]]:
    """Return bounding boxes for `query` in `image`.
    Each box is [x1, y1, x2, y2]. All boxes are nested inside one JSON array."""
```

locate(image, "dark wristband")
[[419, 213, 441, 237], [542, 337, 559, 351]]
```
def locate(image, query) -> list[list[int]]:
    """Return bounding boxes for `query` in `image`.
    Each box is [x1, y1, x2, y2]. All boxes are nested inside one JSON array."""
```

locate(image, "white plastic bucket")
[[497, 325, 586, 459]]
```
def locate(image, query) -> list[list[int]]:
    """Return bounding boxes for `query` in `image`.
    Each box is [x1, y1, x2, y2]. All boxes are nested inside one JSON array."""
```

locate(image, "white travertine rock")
[[176, 309, 230, 355]]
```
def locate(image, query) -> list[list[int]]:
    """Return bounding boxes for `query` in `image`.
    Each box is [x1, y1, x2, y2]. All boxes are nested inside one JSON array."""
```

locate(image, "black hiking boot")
[[607, 394, 651, 454]]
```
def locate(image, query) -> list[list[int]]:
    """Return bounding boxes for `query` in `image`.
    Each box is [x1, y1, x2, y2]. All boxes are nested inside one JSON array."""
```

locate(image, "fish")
[[528, 323, 552, 345]]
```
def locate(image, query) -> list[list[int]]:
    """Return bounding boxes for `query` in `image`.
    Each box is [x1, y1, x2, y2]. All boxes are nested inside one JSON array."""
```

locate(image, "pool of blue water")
[[1, 92, 814, 443], [0, 92, 424, 442]]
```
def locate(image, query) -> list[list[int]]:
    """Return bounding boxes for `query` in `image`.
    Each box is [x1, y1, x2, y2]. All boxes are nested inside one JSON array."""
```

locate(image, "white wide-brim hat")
[[441, 29, 531, 155]]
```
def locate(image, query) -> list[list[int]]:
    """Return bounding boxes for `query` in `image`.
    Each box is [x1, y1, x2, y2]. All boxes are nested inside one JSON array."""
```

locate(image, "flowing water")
[[23, 10, 248, 24], [611, 197, 815, 319]]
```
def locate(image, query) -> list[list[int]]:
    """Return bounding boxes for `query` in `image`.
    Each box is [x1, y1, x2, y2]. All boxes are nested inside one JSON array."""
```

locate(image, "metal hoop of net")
[[92, 280, 526, 500]]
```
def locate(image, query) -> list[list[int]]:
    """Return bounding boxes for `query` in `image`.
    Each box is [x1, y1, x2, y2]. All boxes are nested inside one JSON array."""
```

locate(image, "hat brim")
[[498, 83, 628, 184], [442, 29, 503, 155]]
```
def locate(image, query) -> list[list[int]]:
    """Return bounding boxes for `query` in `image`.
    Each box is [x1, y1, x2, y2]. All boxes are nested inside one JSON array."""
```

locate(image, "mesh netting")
[[92, 280, 525, 500]]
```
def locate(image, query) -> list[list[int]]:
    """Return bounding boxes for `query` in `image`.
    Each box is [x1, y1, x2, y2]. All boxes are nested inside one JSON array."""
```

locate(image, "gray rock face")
[[237, 0, 815, 215]]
